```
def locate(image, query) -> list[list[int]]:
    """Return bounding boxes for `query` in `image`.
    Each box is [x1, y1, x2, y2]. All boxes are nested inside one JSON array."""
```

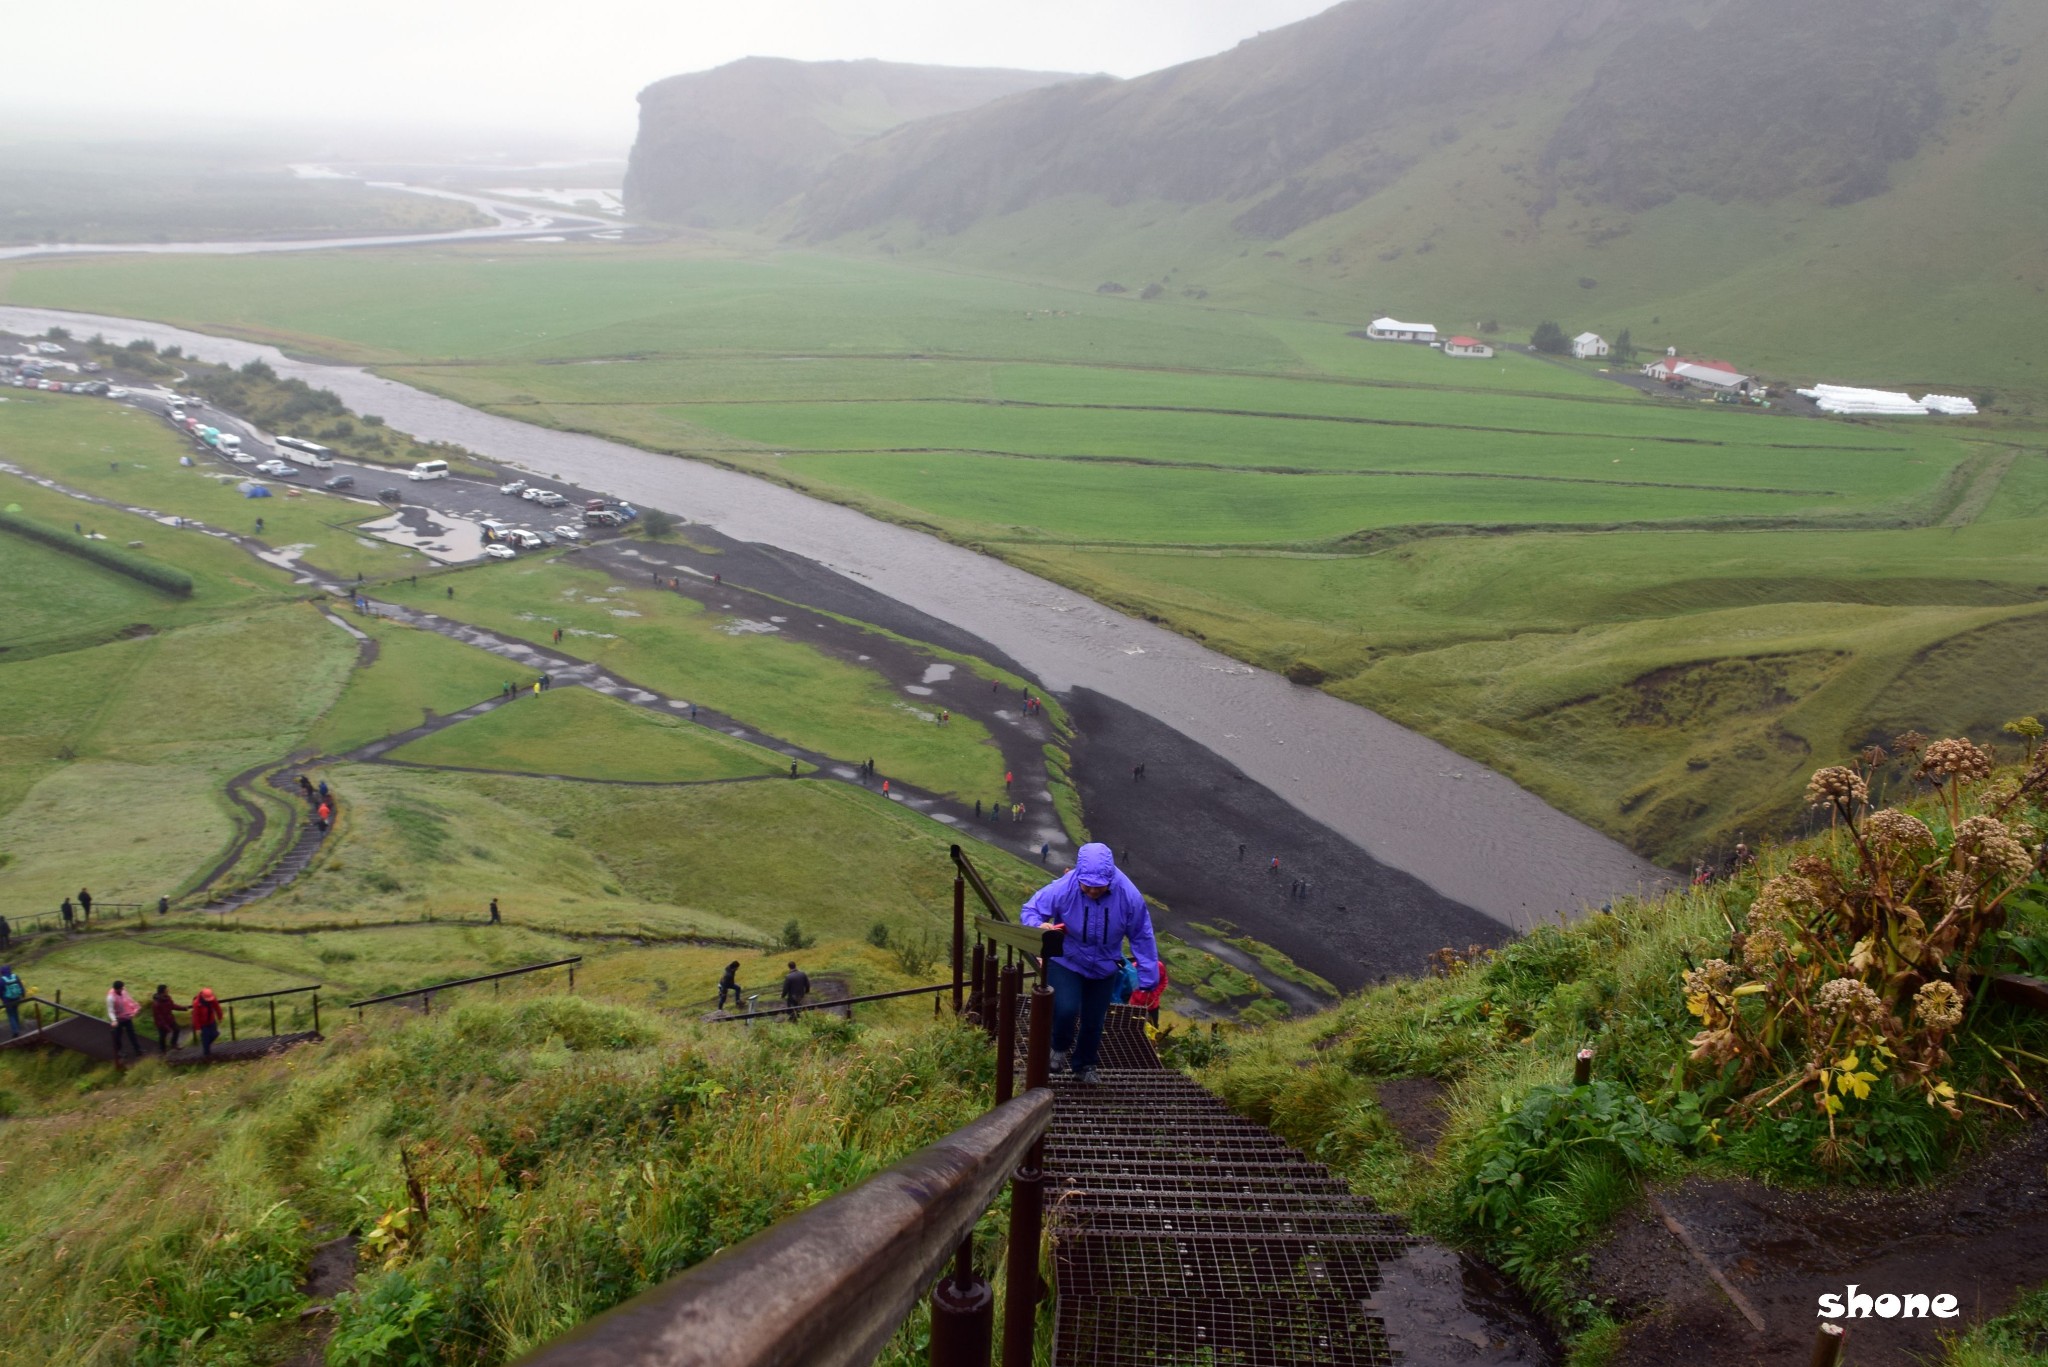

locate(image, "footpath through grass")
[[377, 557, 1005, 799]]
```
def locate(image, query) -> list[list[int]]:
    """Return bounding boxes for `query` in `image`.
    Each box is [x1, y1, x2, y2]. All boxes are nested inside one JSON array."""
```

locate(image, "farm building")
[[1644, 355, 1749, 391], [1366, 317, 1438, 342], [1443, 335, 1494, 358], [1573, 332, 1609, 359]]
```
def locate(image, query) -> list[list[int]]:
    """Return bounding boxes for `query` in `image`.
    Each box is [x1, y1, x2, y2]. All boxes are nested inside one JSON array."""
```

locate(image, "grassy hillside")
[[781, 0, 2048, 405]]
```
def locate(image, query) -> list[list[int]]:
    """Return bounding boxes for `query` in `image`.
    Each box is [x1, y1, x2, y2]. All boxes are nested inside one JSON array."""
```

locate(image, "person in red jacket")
[[151, 984, 186, 1053], [190, 988, 224, 1059]]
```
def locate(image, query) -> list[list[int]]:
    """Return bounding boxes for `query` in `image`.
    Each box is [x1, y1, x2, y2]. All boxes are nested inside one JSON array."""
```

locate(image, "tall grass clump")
[[1197, 739, 2048, 1335], [0, 990, 993, 1365]]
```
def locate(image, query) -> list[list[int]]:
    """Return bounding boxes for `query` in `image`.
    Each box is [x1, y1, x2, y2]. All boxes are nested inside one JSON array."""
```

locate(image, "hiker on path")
[[317, 780, 329, 801], [446, 586, 454, 599], [1040, 843, 1050, 863], [158, 896, 169, 917], [61, 897, 75, 930], [881, 779, 891, 796], [1020, 843, 1159, 1086], [78, 887, 93, 919], [107, 980, 143, 1059], [718, 961, 744, 1012], [790, 761, 799, 779], [316, 802, 331, 831], [1270, 857, 1280, 874], [2, 965, 24, 1038], [488, 898, 501, 925], [975, 799, 982, 820], [781, 961, 810, 1010], [0, 915, 10, 950], [190, 988, 223, 1059], [151, 984, 185, 1053]]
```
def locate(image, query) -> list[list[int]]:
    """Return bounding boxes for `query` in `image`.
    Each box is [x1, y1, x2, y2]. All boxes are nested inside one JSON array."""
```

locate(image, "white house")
[[1442, 335, 1494, 358], [1366, 317, 1438, 343], [1572, 332, 1609, 359]]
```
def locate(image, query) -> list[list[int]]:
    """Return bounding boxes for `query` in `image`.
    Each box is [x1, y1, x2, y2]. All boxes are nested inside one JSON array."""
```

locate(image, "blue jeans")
[[4, 1001, 18, 1037], [1048, 960, 1118, 1074]]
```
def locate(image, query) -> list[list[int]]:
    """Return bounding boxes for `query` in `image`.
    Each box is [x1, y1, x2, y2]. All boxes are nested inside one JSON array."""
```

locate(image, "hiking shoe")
[[1050, 1049, 1071, 1074], [1076, 1066, 1101, 1086]]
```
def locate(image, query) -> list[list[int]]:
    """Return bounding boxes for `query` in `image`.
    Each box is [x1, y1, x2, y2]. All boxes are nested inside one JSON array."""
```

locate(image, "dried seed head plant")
[[1684, 737, 2048, 1161]]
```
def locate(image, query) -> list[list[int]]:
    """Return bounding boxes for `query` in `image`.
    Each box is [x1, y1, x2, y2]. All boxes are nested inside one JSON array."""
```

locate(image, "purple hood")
[[1020, 843, 1158, 987]]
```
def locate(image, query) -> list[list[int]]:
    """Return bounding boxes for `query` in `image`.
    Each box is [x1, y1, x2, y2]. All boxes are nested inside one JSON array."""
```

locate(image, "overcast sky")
[[11, 0, 1337, 152]]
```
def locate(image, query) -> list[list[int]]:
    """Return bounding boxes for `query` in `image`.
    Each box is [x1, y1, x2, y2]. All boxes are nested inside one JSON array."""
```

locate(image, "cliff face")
[[792, 0, 1991, 241], [623, 57, 1079, 226]]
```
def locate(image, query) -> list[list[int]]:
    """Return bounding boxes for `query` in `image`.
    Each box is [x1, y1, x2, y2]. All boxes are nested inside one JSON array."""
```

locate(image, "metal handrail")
[[949, 845, 1010, 923], [218, 984, 320, 1005], [514, 1089, 1054, 1367], [705, 982, 953, 1021], [346, 957, 582, 1009]]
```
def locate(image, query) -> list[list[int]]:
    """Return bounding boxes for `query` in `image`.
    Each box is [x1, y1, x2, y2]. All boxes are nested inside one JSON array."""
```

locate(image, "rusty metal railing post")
[[1574, 1047, 1594, 1086], [269, 999, 277, 1037], [930, 1232, 993, 1367], [312, 993, 320, 1037], [953, 872, 966, 1016], [968, 940, 986, 1026], [995, 964, 1020, 1106], [1810, 1323, 1846, 1367], [228, 1003, 237, 1041], [1002, 981, 1054, 1367]]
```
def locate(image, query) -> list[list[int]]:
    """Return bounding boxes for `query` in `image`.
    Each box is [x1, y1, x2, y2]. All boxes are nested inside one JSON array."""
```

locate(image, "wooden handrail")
[[948, 845, 1010, 924], [346, 957, 581, 1008], [513, 1089, 1054, 1367]]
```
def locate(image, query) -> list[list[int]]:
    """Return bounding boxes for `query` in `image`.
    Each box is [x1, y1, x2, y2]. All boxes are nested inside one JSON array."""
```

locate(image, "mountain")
[[623, 57, 1079, 226], [777, 0, 2048, 399]]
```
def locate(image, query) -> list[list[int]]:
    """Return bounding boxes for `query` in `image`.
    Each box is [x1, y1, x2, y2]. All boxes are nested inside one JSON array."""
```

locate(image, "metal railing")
[[346, 957, 581, 1019], [217, 984, 322, 1040], [517, 963, 1055, 1367], [708, 982, 956, 1022]]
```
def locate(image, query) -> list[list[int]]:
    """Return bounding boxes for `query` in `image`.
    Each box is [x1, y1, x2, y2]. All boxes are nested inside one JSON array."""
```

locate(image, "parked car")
[[499, 480, 528, 496], [483, 543, 517, 560], [520, 486, 547, 502], [505, 528, 545, 549], [551, 525, 583, 542], [478, 518, 513, 539], [105, 386, 129, 399], [377, 487, 402, 504], [81, 361, 102, 374], [533, 491, 567, 508], [322, 474, 356, 491], [582, 509, 623, 527], [254, 459, 291, 475]]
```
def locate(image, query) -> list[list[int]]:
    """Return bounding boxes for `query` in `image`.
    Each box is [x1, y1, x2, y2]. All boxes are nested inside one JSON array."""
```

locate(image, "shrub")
[[1530, 321, 1569, 354], [890, 931, 942, 979], [0, 510, 194, 596], [866, 922, 891, 948], [641, 508, 677, 539], [781, 918, 813, 950]]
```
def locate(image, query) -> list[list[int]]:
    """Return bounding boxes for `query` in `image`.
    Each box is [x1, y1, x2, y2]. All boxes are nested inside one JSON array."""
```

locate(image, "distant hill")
[[777, 0, 2048, 400], [624, 57, 1079, 226]]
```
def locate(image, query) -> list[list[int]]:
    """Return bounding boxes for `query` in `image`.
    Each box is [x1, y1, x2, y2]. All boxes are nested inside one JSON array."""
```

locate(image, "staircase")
[[209, 779, 332, 911], [1040, 1007, 1410, 1364]]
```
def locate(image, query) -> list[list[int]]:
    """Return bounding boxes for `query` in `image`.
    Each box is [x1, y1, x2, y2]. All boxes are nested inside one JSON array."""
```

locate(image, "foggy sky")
[[13, 0, 1337, 150]]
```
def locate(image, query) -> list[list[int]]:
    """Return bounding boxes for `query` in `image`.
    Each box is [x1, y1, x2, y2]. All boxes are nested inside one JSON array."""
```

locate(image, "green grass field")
[[307, 616, 516, 754], [375, 558, 1004, 798], [386, 684, 794, 782], [7, 243, 2046, 858]]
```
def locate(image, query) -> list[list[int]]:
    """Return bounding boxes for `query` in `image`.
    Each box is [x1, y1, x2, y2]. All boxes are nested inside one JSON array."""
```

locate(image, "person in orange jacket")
[[189, 988, 224, 1059]]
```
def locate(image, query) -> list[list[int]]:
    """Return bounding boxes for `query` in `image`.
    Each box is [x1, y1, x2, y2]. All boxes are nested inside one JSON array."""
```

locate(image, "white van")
[[217, 433, 243, 453], [408, 459, 450, 481]]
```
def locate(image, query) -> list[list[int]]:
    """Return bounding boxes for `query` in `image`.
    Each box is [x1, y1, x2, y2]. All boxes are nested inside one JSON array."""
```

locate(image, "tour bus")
[[407, 459, 450, 481]]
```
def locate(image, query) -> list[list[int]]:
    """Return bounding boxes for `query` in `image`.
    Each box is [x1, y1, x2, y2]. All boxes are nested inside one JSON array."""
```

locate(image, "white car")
[[505, 529, 544, 550], [254, 459, 292, 475], [551, 525, 583, 542], [499, 480, 527, 496], [483, 544, 517, 560], [533, 490, 567, 508]]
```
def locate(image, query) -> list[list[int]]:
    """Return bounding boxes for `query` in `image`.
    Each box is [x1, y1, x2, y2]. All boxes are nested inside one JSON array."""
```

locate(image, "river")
[[0, 304, 1672, 928]]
